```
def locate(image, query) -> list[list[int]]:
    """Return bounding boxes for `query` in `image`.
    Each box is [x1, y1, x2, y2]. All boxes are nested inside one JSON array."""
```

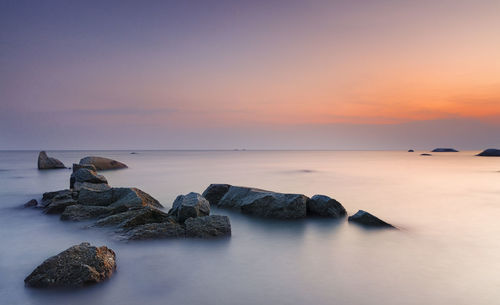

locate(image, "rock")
[[37, 151, 65, 170], [94, 208, 147, 227], [121, 220, 185, 240], [408, 149, 414, 152], [77, 187, 162, 209], [420, 153, 432, 156], [169, 192, 210, 223], [79, 156, 127, 170], [202, 184, 231, 205], [24, 242, 116, 288], [477, 148, 500, 157], [43, 190, 78, 214], [348, 210, 395, 228], [72, 163, 97, 173], [74, 182, 111, 192], [185, 215, 231, 238], [60, 205, 115, 221], [119, 207, 171, 228], [70, 168, 108, 190], [307, 195, 346, 218], [431, 148, 459, 152], [24, 199, 38, 208], [218, 186, 308, 219]]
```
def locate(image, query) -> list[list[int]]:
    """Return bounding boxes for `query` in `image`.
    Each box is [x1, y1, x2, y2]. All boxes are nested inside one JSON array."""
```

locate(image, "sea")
[[0, 150, 499, 305]]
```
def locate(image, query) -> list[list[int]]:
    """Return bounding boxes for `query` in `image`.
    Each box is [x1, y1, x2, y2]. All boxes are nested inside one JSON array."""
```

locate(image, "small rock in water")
[[37, 151, 65, 170], [79, 156, 127, 170], [477, 148, 500, 157], [24, 199, 38, 208], [348, 210, 395, 228], [24, 242, 116, 288], [420, 153, 432, 156], [408, 149, 414, 152], [431, 148, 459, 152]]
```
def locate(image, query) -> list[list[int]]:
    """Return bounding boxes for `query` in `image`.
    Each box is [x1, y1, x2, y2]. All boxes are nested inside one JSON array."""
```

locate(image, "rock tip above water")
[[348, 210, 396, 229], [477, 148, 500, 157], [37, 151, 65, 170], [431, 148, 459, 152]]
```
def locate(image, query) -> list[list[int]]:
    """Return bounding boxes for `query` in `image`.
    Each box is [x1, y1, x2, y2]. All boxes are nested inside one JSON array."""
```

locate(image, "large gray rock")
[[307, 195, 346, 218], [202, 184, 231, 205], [37, 151, 65, 170], [121, 220, 185, 240], [431, 148, 459, 152], [24, 242, 116, 288], [477, 148, 500, 157], [348, 210, 395, 228], [70, 168, 108, 190], [185, 215, 231, 238], [77, 187, 162, 209], [41, 189, 75, 207], [79, 156, 127, 170], [218, 186, 308, 219], [169, 192, 210, 223]]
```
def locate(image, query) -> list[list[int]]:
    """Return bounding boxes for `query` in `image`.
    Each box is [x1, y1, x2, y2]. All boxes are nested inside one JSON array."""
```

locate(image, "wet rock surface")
[[169, 192, 210, 223], [185, 215, 231, 238], [24, 242, 116, 288]]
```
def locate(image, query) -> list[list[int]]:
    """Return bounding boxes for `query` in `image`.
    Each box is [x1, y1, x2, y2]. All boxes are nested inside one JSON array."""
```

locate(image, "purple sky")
[[1, 0, 499, 150]]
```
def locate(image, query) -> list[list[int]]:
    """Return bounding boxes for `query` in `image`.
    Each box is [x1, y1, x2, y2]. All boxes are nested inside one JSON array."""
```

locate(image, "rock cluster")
[[37, 151, 65, 170], [24, 242, 116, 288], [203, 184, 346, 219], [38, 166, 230, 240]]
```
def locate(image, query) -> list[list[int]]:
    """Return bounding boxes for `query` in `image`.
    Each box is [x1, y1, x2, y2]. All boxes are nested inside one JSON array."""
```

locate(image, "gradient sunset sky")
[[1, 0, 499, 149]]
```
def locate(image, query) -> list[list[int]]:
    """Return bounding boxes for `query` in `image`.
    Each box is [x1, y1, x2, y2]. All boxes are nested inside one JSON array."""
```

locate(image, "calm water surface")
[[0, 150, 499, 305]]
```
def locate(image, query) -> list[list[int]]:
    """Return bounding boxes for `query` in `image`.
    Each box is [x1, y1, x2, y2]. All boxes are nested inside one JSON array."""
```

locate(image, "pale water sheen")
[[0, 150, 499, 305]]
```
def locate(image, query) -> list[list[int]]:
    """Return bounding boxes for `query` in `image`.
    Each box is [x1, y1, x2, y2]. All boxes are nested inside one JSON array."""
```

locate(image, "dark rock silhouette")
[[431, 148, 458, 152], [477, 149, 500, 157], [348, 210, 395, 228]]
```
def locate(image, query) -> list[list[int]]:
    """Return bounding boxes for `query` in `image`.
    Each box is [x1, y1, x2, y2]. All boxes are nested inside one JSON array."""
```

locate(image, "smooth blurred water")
[[0, 150, 499, 305]]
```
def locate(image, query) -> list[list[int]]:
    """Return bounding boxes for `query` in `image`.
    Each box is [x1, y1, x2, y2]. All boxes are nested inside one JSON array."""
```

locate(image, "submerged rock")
[[24, 199, 38, 208], [307, 195, 346, 218], [420, 153, 432, 156], [79, 156, 127, 170], [431, 148, 459, 152], [477, 148, 500, 157], [408, 149, 414, 152], [218, 186, 308, 219], [202, 184, 231, 205], [169, 192, 210, 223], [70, 168, 108, 190], [77, 187, 162, 209], [24, 242, 116, 288], [37, 151, 65, 170], [348, 210, 395, 228], [185, 215, 231, 238]]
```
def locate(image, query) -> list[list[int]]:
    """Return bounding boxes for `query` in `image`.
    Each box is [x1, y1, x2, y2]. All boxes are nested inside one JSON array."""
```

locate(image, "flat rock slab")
[[24, 242, 116, 288], [217, 186, 308, 219], [79, 156, 127, 170], [348, 210, 395, 229], [431, 148, 459, 152]]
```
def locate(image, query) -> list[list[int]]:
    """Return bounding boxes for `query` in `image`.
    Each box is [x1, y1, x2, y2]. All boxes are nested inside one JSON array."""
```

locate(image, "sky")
[[1, 0, 499, 150]]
